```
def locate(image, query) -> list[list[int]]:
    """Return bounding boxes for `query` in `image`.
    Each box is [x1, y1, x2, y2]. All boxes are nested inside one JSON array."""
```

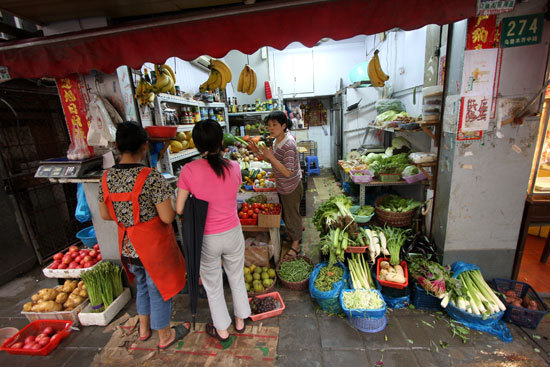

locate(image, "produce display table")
[[512, 196, 550, 278]]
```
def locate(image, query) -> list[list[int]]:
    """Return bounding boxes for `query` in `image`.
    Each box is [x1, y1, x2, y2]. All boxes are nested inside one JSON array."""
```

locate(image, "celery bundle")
[[450, 270, 506, 317]]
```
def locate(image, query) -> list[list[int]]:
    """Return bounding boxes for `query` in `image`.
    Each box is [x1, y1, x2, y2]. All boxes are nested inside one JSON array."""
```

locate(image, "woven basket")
[[248, 276, 277, 297], [374, 195, 415, 227], [276, 255, 314, 291]]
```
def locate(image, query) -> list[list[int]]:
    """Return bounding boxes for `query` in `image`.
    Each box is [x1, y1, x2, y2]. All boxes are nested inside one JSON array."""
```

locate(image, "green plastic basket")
[[350, 206, 375, 223]]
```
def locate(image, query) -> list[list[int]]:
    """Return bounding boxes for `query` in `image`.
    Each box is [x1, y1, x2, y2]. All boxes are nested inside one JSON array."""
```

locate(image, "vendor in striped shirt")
[[249, 111, 303, 259]]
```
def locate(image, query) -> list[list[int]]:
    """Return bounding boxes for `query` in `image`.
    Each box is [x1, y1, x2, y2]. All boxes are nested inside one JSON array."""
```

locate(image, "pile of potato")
[[23, 280, 88, 313], [503, 290, 539, 310]]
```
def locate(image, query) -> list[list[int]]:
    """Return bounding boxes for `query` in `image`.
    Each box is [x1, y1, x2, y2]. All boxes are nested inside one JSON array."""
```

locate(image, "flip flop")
[[136, 320, 152, 341], [233, 317, 247, 334], [206, 322, 230, 342], [158, 323, 190, 351]]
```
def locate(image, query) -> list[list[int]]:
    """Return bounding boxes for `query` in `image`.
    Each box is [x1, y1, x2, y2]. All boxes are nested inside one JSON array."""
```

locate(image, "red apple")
[[58, 263, 68, 269], [93, 244, 100, 251], [42, 327, 54, 336], [53, 253, 63, 261], [11, 342, 24, 349], [68, 245, 79, 253]]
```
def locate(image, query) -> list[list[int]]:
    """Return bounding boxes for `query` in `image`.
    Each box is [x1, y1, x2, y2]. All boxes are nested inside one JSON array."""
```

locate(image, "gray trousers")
[[200, 225, 251, 330]]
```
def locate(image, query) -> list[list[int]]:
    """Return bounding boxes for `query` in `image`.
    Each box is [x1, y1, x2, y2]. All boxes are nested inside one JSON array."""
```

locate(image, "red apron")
[[102, 167, 186, 301]]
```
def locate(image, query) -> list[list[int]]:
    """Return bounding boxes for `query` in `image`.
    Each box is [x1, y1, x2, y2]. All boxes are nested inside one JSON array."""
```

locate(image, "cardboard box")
[[258, 213, 281, 228]]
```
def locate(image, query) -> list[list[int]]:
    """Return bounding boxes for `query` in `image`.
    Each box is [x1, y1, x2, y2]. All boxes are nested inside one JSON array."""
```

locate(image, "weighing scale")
[[34, 156, 103, 179]]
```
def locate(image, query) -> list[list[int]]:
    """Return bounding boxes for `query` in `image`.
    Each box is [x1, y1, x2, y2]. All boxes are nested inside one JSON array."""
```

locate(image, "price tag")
[[501, 13, 544, 48], [0, 66, 11, 81]]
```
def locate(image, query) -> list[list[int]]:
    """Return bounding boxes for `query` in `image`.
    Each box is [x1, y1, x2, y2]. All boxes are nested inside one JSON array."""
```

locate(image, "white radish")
[[378, 231, 390, 256]]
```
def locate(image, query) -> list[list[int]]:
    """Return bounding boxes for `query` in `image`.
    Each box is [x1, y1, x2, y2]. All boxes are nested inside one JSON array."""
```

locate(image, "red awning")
[[0, 0, 476, 79]]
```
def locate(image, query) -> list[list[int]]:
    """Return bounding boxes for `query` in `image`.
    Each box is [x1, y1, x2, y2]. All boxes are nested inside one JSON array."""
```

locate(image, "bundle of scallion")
[[450, 270, 506, 317], [348, 253, 374, 290], [81, 261, 124, 313]]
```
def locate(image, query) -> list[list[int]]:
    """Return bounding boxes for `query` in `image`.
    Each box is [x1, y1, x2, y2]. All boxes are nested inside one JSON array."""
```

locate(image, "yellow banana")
[[153, 65, 173, 93], [210, 59, 232, 87], [247, 67, 257, 95], [237, 67, 246, 92], [242, 66, 251, 94], [162, 64, 177, 94], [368, 56, 384, 87], [372, 50, 389, 82], [208, 70, 221, 91]]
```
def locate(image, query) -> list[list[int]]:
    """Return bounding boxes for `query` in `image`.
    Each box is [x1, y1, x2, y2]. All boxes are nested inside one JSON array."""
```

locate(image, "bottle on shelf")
[[194, 107, 201, 123], [150, 70, 157, 85], [144, 68, 151, 83]]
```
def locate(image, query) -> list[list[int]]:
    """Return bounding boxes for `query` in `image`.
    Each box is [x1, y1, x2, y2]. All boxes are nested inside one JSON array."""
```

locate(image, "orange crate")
[[248, 292, 285, 321], [1, 319, 72, 356], [345, 246, 368, 253], [376, 258, 409, 289]]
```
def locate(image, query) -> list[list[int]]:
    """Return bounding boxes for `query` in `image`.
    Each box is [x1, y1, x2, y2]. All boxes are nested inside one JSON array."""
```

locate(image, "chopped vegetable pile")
[[342, 289, 384, 310], [378, 194, 422, 213], [278, 258, 314, 283], [314, 265, 344, 292]]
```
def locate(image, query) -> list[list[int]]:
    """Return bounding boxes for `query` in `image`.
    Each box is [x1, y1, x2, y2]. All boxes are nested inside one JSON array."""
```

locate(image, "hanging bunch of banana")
[[367, 50, 389, 87], [199, 59, 232, 92], [135, 78, 155, 106], [237, 65, 257, 95], [152, 64, 177, 94]]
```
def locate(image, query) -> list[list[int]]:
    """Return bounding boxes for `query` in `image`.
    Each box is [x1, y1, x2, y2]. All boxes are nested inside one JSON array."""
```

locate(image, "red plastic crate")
[[345, 246, 368, 253], [239, 218, 258, 226], [0, 319, 72, 356], [248, 292, 285, 321], [376, 258, 409, 289]]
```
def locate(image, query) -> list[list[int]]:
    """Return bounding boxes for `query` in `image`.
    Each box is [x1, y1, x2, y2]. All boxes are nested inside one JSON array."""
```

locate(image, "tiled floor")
[[518, 235, 550, 293]]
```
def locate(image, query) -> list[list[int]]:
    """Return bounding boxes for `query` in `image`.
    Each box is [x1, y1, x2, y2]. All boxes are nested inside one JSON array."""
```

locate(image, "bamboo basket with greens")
[[81, 261, 123, 313], [374, 194, 423, 227]]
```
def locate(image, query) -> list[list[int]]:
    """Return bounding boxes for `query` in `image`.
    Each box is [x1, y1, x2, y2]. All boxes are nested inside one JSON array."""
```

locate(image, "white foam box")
[[78, 288, 131, 326], [42, 260, 103, 279], [21, 299, 89, 326]]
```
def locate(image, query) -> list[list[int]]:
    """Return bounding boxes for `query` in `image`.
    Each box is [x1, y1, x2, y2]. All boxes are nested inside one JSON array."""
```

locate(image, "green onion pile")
[[81, 261, 123, 313], [278, 258, 314, 283]]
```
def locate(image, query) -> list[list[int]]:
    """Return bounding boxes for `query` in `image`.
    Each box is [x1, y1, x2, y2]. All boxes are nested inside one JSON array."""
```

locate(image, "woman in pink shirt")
[[176, 119, 250, 342]]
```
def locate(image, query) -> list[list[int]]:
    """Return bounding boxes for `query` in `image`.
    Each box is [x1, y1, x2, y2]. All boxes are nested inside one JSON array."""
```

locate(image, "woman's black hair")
[[267, 111, 292, 131], [192, 119, 230, 179], [116, 121, 148, 154]]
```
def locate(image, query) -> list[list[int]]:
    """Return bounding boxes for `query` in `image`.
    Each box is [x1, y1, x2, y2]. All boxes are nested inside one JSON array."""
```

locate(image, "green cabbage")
[[402, 165, 420, 177]]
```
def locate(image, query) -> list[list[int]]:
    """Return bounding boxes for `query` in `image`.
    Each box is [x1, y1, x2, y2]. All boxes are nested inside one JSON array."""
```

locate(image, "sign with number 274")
[[501, 13, 544, 48]]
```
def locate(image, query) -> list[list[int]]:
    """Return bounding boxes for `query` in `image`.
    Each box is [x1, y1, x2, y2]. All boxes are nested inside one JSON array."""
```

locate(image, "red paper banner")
[[457, 97, 483, 141], [466, 15, 499, 50], [56, 74, 93, 153]]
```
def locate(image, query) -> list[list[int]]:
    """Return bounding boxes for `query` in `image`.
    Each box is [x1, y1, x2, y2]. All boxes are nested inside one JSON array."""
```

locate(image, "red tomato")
[[68, 245, 79, 253], [58, 263, 68, 269], [30, 343, 41, 350], [93, 244, 100, 251], [96, 254, 102, 261], [242, 213, 249, 219], [247, 209, 253, 216], [62, 255, 72, 264], [37, 337, 50, 347], [36, 333, 47, 341], [238, 212, 245, 218], [83, 255, 92, 262], [53, 253, 63, 261], [22, 343, 33, 350], [254, 208, 260, 214], [11, 342, 23, 349], [68, 262, 79, 269], [242, 203, 249, 209], [89, 249, 97, 257], [42, 327, 54, 336], [83, 261, 95, 268], [70, 252, 78, 259], [24, 336, 35, 345], [50, 333, 62, 344], [252, 213, 258, 219], [50, 261, 60, 269], [74, 256, 82, 263]]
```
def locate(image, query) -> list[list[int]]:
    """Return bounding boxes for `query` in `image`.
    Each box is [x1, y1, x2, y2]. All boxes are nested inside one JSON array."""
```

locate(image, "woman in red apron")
[[98, 122, 189, 350]]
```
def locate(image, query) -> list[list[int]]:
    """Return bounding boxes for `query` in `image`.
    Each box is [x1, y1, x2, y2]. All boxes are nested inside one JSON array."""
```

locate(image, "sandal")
[[158, 323, 190, 351], [233, 317, 247, 334], [206, 322, 230, 342], [284, 247, 302, 260]]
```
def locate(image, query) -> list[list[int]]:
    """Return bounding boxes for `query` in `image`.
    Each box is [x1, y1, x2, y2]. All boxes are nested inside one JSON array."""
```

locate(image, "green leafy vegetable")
[[314, 265, 344, 292], [402, 165, 420, 177], [378, 194, 422, 212]]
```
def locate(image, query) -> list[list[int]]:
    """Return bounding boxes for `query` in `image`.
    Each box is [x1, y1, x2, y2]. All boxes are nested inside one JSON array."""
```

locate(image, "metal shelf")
[[228, 111, 273, 117], [157, 93, 227, 109], [176, 121, 225, 132], [168, 149, 199, 163]]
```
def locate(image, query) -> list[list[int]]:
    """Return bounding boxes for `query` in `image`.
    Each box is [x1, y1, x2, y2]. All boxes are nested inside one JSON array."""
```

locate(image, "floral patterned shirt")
[[98, 164, 173, 258]]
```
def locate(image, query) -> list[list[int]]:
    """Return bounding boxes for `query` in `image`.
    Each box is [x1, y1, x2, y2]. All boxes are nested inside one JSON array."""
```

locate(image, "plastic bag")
[[309, 262, 349, 314], [408, 152, 436, 164], [382, 293, 410, 309], [67, 128, 92, 160], [75, 183, 91, 223], [86, 94, 118, 147], [376, 99, 405, 114]]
